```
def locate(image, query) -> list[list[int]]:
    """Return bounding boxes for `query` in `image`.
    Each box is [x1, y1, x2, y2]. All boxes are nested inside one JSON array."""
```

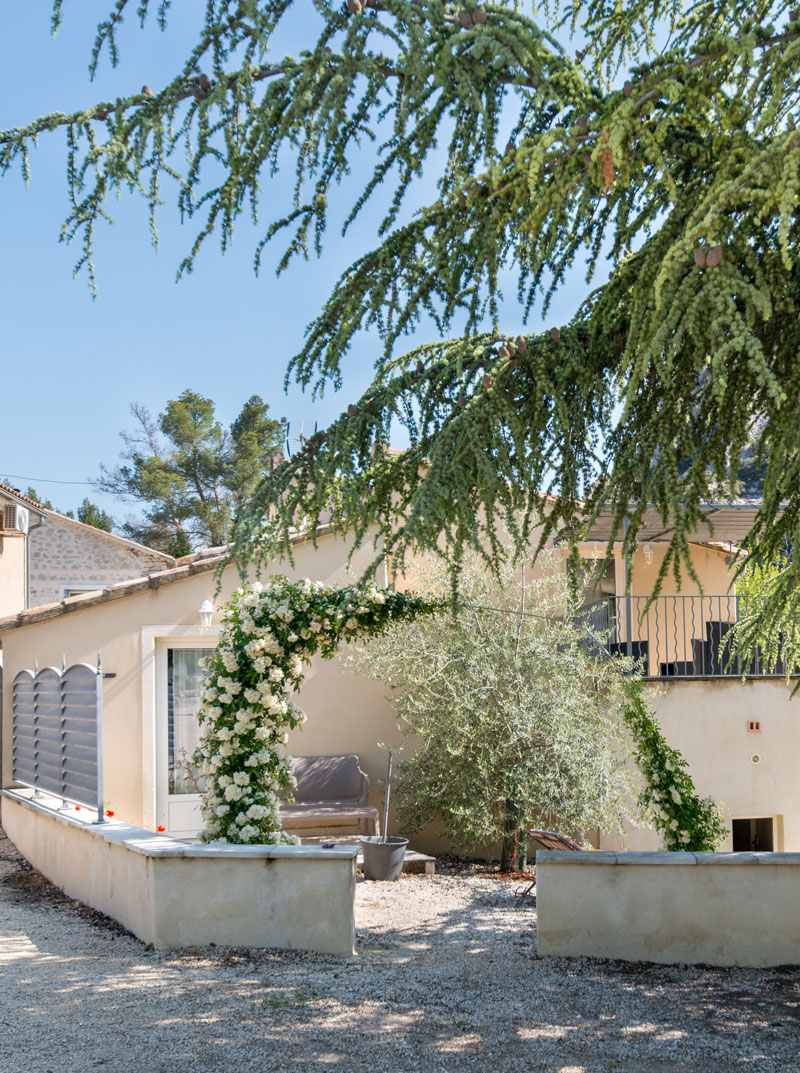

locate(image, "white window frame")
[[141, 625, 219, 832], [60, 583, 103, 600]]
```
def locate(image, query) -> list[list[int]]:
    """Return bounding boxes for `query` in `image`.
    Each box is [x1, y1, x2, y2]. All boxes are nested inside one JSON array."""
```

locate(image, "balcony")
[[577, 595, 796, 680]]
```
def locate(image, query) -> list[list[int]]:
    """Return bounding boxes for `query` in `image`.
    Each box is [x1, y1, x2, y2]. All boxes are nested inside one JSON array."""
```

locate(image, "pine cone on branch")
[[706, 245, 723, 268]]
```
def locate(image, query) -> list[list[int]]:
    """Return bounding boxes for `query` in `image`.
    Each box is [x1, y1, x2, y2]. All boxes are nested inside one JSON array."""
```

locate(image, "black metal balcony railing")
[[575, 595, 796, 680]]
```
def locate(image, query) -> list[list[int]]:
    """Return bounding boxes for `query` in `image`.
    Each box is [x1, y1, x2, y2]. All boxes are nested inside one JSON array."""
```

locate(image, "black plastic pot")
[[360, 836, 408, 881]]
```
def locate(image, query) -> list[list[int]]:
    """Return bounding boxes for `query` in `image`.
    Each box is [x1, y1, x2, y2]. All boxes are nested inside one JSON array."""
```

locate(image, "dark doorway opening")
[[732, 817, 774, 852]]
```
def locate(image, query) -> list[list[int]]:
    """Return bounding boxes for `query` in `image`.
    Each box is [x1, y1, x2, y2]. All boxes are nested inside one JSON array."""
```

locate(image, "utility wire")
[[2, 473, 93, 486]]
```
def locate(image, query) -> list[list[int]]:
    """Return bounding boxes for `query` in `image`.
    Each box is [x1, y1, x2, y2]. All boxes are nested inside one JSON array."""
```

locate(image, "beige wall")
[[537, 850, 800, 967], [0, 533, 25, 619], [621, 540, 733, 599], [2, 788, 356, 954], [28, 513, 172, 607], [601, 678, 800, 853], [1, 531, 407, 839]]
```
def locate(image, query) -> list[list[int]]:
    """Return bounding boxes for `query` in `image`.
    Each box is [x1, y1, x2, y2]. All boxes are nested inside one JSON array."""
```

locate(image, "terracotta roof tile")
[[0, 481, 48, 514]]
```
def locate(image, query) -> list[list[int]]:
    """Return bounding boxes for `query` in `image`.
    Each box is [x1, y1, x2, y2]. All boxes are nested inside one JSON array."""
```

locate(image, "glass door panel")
[[165, 646, 214, 836]]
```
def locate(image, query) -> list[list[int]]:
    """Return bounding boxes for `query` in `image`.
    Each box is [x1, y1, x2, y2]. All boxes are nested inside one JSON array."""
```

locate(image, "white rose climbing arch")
[[193, 576, 439, 845]]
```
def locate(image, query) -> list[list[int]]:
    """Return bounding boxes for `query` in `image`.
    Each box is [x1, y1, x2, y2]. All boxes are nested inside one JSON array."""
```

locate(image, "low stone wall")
[[1, 789, 356, 955], [537, 850, 800, 967]]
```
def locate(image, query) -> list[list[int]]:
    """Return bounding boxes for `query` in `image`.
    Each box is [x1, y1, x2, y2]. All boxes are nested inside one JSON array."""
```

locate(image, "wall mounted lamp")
[[199, 599, 214, 628], [642, 543, 653, 565]]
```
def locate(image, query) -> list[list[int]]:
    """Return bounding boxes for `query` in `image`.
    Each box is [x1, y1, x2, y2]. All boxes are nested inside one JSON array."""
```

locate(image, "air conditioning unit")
[[2, 504, 29, 534]]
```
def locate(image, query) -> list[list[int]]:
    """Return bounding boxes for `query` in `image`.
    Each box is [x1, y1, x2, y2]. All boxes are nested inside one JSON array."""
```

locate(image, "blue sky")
[[0, 4, 589, 522]]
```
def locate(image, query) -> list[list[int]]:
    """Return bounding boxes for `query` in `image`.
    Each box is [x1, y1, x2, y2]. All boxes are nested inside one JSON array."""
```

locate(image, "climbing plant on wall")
[[193, 576, 439, 844], [621, 678, 726, 852]]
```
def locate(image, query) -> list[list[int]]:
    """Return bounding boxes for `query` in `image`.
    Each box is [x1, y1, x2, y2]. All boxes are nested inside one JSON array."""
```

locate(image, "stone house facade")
[[27, 510, 174, 607], [0, 479, 174, 613]]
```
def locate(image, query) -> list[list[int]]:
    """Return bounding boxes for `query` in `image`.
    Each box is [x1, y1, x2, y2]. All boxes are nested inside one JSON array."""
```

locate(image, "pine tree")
[[24, 489, 55, 512], [75, 499, 114, 531], [95, 390, 284, 555], [24, 488, 113, 531], [3, 3, 800, 659]]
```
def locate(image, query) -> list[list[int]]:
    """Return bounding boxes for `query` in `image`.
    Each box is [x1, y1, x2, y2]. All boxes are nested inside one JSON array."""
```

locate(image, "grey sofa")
[[279, 754, 380, 837]]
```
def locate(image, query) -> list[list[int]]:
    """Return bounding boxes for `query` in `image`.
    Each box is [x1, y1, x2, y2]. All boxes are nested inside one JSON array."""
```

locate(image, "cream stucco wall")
[[601, 678, 800, 853], [0, 533, 25, 619], [1, 531, 412, 841], [537, 850, 800, 966], [28, 513, 172, 607], [621, 540, 733, 599]]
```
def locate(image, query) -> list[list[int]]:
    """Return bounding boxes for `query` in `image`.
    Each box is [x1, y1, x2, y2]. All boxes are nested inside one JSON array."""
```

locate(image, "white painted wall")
[[602, 678, 800, 852]]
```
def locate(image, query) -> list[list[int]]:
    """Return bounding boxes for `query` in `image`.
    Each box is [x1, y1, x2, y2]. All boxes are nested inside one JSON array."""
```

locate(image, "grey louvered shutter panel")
[[60, 664, 98, 805], [12, 670, 36, 786], [33, 668, 62, 798]]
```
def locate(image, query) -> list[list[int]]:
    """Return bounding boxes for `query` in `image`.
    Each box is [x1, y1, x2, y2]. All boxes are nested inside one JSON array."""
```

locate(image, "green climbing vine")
[[622, 677, 727, 852]]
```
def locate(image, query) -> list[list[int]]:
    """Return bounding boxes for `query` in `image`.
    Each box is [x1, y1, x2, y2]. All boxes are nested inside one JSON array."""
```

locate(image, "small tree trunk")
[[500, 765, 529, 872], [517, 834, 527, 872], [500, 802, 517, 871], [500, 768, 528, 871]]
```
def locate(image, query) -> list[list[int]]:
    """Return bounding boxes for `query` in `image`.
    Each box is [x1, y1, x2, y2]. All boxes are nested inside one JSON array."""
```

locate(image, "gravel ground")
[[1, 827, 799, 1072]]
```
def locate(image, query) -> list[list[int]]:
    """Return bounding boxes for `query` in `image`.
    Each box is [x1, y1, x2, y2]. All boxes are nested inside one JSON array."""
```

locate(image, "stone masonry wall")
[[28, 514, 173, 607]]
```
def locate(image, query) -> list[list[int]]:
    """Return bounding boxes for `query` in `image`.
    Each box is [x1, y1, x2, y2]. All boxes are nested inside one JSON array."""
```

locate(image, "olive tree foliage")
[[351, 554, 635, 862], [4, 3, 800, 656]]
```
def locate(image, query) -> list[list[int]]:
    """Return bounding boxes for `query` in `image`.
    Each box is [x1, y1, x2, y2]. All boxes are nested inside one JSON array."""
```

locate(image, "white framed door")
[[155, 639, 216, 837]]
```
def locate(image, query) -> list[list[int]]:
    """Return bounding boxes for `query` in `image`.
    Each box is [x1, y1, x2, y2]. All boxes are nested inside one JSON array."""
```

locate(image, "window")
[[167, 647, 213, 796], [732, 817, 773, 852], [61, 584, 102, 599], [143, 625, 219, 836]]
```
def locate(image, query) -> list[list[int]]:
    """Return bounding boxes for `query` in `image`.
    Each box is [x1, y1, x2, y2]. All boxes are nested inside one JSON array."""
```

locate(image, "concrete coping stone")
[[614, 851, 698, 865], [755, 852, 800, 865], [536, 851, 619, 865], [1, 788, 357, 861], [179, 843, 358, 860], [536, 848, 800, 866]]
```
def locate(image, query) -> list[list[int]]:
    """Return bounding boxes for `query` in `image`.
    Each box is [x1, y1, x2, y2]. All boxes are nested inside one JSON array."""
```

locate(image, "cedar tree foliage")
[[3, 3, 800, 662]]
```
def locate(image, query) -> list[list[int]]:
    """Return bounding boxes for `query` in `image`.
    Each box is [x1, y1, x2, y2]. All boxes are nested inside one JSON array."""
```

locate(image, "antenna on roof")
[[285, 420, 318, 459]]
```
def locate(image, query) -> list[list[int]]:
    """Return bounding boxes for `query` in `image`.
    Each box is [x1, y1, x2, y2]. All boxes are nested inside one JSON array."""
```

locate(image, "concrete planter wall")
[[1, 788, 356, 955], [537, 849, 800, 967]]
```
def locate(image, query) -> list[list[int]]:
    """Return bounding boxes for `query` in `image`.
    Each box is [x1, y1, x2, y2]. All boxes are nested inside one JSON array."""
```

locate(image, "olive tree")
[[353, 555, 635, 867]]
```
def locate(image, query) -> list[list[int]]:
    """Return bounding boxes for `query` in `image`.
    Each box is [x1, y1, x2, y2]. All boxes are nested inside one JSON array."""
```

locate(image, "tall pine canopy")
[[3, 2, 800, 658]]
